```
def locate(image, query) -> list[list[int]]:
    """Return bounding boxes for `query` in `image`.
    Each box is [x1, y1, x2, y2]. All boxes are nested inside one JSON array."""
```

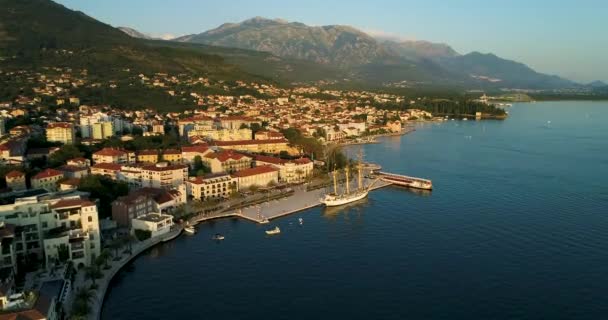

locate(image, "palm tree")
[[295, 169, 304, 182], [97, 249, 111, 269], [84, 266, 101, 287], [121, 234, 136, 255], [109, 238, 123, 259], [74, 287, 94, 304]]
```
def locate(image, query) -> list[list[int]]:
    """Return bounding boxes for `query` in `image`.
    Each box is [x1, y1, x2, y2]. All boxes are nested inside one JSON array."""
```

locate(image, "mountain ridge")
[[176, 16, 577, 89]]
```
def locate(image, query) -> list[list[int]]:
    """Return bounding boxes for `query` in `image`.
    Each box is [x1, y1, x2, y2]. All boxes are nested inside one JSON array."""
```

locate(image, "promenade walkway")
[[66, 226, 182, 320]]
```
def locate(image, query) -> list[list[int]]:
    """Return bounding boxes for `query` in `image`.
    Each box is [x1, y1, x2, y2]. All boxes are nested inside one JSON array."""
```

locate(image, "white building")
[[0, 195, 101, 270], [141, 162, 188, 189], [187, 173, 237, 201], [131, 213, 173, 238]]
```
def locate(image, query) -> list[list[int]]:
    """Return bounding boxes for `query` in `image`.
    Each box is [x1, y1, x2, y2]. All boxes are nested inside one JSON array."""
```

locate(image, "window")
[[42, 222, 48, 228], [88, 216, 92, 222]]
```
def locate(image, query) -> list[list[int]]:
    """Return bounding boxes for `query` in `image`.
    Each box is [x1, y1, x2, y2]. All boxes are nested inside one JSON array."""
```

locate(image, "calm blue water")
[[102, 101, 608, 319]]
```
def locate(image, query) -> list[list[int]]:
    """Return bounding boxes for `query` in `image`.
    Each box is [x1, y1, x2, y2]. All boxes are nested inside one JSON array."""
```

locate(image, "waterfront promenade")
[[68, 226, 182, 320]]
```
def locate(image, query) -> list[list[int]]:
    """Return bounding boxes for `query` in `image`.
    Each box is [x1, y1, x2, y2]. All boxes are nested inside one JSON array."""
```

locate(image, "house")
[[90, 163, 122, 179], [59, 178, 80, 191], [112, 193, 156, 227], [0, 195, 101, 270], [141, 162, 188, 189], [56, 165, 89, 179], [161, 149, 182, 164], [137, 150, 159, 164], [231, 165, 279, 190], [254, 130, 285, 140], [5, 170, 26, 191], [66, 157, 90, 168], [254, 155, 313, 183], [181, 145, 212, 166], [211, 139, 297, 155], [46, 122, 75, 145], [131, 213, 173, 238], [187, 173, 237, 201], [92, 148, 135, 164], [203, 150, 251, 174], [31, 169, 64, 192]]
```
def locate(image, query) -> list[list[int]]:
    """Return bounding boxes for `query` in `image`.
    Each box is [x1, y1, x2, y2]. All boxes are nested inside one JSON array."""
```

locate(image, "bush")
[[134, 229, 151, 241]]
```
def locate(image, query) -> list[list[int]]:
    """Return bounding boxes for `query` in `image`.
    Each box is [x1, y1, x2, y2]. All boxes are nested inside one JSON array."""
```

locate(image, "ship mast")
[[357, 150, 363, 191], [345, 165, 350, 195], [332, 169, 338, 195]]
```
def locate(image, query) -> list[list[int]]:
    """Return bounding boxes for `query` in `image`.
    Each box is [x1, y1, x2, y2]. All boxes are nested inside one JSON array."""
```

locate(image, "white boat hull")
[[320, 190, 368, 207]]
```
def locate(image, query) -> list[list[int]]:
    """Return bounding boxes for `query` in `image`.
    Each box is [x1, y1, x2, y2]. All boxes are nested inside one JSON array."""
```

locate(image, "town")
[[0, 66, 440, 320]]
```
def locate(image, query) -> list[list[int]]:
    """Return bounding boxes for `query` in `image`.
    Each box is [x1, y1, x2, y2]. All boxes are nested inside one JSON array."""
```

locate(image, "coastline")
[[92, 179, 395, 319]]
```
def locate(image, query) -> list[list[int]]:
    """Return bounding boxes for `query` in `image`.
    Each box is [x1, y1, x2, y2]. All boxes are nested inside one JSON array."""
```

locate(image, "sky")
[[55, 0, 608, 83]]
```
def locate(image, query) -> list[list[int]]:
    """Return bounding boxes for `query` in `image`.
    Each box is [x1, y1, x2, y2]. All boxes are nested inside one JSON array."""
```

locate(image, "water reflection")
[[321, 197, 369, 218]]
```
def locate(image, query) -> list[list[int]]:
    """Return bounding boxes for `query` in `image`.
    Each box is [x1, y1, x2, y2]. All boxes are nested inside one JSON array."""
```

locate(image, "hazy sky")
[[55, 0, 607, 83]]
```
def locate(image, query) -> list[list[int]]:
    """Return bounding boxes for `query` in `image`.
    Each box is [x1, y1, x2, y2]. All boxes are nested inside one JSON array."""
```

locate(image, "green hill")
[[0, 0, 262, 81]]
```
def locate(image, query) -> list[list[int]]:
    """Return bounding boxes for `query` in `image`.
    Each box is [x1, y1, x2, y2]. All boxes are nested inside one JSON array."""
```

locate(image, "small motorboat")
[[298, 218, 303, 225], [212, 233, 225, 241], [265, 226, 281, 235], [184, 226, 196, 235]]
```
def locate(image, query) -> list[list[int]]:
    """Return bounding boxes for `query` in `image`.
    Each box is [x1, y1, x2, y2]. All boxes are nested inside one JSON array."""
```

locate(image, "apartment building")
[[46, 122, 75, 145], [187, 173, 237, 201], [254, 155, 313, 183], [141, 162, 188, 189], [0, 195, 101, 270], [5, 170, 26, 191], [92, 148, 136, 164], [203, 151, 251, 174], [31, 169, 64, 192], [231, 165, 279, 189]]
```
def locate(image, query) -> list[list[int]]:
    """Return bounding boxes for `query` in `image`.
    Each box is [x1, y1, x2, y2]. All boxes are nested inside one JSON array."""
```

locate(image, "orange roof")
[[254, 154, 287, 165], [32, 168, 63, 180], [232, 165, 278, 178], [181, 145, 209, 153], [50, 198, 95, 209], [5, 170, 24, 178], [213, 139, 288, 147], [137, 149, 158, 156], [94, 148, 130, 157], [47, 122, 72, 129], [60, 178, 81, 186], [162, 149, 181, 155], [205, 150, 248, 162]]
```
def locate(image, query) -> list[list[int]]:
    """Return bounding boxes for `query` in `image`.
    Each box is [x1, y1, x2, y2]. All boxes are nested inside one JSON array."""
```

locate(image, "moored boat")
[[265, 226, 281, 235], [212, 233, 225, 241], [184, 226, 196, 235]]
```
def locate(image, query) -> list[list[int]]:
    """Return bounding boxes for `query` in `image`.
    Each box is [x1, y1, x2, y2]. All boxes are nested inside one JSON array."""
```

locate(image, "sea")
[[102, 101, 608, 320]]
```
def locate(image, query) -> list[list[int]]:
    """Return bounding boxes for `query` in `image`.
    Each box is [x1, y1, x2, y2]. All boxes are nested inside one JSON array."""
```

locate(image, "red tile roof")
[[60, 178, 81, 186], [232, 165, 278, 178], [32, 168, 63, 180], [181, 145, 210, 153], [213, 139, 288, 147], [137, 149, 158, 156], [94, 147, 130, 157], [205, 150, 249, 162], [47, 122, 72, 129], [5, 170, 24, 178], [254, 154, 287, 165], [50, 198, 95, 209], [162, 149, 181, 155]]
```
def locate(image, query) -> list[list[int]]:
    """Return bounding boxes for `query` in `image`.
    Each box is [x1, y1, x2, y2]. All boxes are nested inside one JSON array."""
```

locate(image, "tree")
[[249, 185, 259, 193], [295, 169, 304, 182], [96, 249, 111, 269], [120, 234, 136, 254], [48, 145, 83, 167], [109, 238, 123, 259], [71, 287, 94, 318], [84, 266, 101, 287]]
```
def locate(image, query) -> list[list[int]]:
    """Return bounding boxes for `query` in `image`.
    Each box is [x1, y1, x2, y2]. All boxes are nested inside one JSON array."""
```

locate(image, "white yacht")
[[265, 226, 281, 235], [184, 226, 196, 235]]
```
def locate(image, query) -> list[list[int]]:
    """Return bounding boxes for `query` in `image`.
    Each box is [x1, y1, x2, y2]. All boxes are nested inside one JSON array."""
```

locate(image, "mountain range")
[[168, 17, 577, 89], [0, 0, 595, 92]]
